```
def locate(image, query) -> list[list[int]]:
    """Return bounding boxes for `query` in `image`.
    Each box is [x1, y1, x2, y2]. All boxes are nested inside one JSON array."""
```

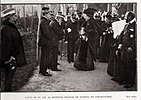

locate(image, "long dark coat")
[[118, 21, 136, 84], [108, 21, 136, 84], [84, 18, 101, 60], [119, 22, 136, 61], [1, 20, 27, 67], [65, 20, 79, 41], [38, 17, 53, 47], [49, 19, 64, 70], [50, 19, 64, 47], [38, 17, 54, 72], [65, 20, 79, 62]]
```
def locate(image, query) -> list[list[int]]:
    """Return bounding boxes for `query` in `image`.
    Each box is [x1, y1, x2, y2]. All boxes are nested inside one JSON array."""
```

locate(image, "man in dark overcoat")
[[1, 8, 27, 91], [38, 7, 53, 76], [65, 14, 79, 63], [117, 11, 136, 88], [49, 14, 64, 71]]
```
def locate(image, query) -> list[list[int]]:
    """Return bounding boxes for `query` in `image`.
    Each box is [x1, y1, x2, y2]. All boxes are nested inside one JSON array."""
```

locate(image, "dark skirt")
[[73, 39, 94, 71], [107, 45, 117, 76]]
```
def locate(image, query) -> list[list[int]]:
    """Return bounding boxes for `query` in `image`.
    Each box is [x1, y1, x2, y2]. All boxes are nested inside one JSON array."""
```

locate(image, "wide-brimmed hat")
[[83, 8, 97, 15], [2, 8, 16, 18]]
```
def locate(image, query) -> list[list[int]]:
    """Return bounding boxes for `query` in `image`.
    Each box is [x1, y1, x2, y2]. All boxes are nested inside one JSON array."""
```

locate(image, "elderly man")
[[49, 14, 64, 71], [38, 7, 53, 76], [1, 8, 27, 91]]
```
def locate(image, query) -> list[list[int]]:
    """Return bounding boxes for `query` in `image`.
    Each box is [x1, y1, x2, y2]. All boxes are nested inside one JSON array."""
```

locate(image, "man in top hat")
[[1, 8, 27, 91], [38, 7, 53, 76], [49, 14, 64, 71]]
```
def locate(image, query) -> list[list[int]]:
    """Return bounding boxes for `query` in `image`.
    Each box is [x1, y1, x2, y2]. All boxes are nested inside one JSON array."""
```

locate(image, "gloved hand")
[[82, 35, 88, 41], [116, 50, 121, 58], [127, 47, 132, 52], [67, 28, 72, 33]]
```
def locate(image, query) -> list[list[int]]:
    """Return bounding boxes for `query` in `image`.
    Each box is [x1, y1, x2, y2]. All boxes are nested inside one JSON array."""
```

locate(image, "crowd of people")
[[1, 6, 136, 91]]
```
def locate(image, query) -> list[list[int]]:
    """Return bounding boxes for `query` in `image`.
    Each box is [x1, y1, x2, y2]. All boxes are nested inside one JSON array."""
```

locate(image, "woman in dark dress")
[[73, 8, 99, 71]]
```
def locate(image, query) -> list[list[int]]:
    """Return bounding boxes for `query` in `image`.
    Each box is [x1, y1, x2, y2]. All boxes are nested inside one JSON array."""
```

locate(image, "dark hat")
[[126, 11, 135, 19], [42, 7, 49, 10], [83, 8, 97, 15], [2, 8, 16, 18]]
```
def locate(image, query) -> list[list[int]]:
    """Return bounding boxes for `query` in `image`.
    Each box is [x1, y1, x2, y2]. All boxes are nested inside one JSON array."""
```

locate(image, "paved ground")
[[18, 57, 136, 92]]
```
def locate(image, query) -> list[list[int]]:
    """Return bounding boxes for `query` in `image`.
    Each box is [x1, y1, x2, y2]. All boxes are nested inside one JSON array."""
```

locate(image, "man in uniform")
[[38, 7, 53, 76], [117, 11, 136, 88]]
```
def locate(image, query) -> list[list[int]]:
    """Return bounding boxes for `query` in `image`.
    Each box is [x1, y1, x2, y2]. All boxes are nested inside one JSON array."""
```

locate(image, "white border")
[[1, 0, 138, 4], [1, 0, 141, 100]]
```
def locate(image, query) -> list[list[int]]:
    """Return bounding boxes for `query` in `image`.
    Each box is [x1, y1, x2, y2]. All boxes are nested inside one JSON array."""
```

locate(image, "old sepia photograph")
[[0, 2, 138, 93]]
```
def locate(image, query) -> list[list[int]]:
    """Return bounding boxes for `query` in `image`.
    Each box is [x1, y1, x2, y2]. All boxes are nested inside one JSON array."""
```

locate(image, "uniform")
[[118, 21, 136, 87]]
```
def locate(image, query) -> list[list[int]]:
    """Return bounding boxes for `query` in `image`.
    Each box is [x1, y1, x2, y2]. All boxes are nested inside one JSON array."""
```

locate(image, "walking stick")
[[60, 39, 64, 59]]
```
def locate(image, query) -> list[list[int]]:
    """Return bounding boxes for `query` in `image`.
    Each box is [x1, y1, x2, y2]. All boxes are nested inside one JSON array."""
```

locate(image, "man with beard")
[[49, 14, 64, 71], [38, 7, 53, 76], [65, 13, 79, 63], [1, 8, 27, 91], [116, 11, 136, 88]]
